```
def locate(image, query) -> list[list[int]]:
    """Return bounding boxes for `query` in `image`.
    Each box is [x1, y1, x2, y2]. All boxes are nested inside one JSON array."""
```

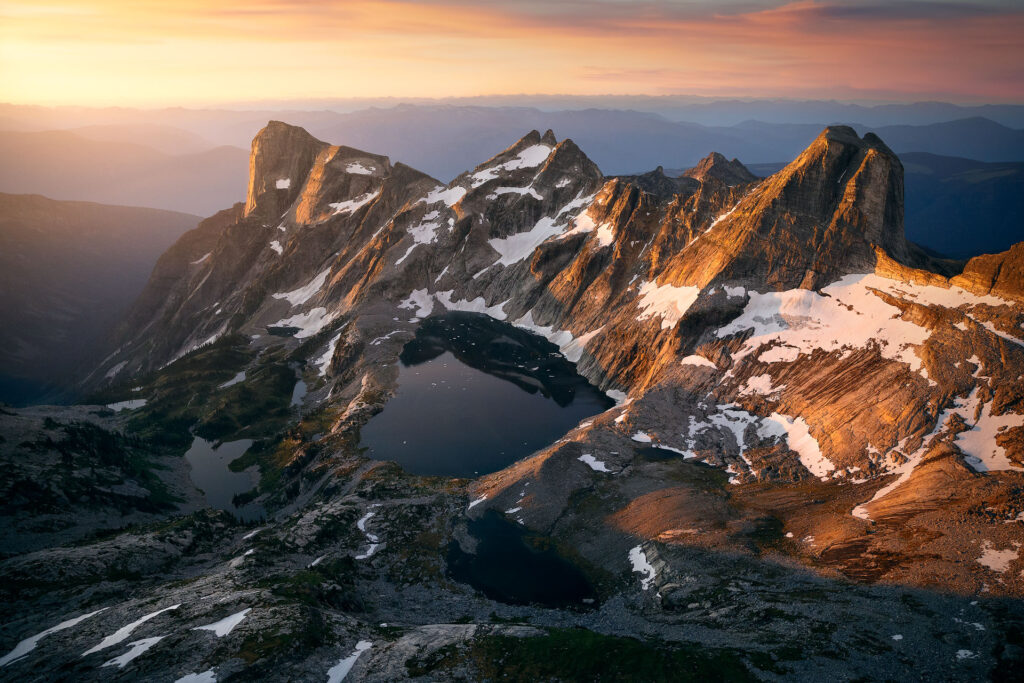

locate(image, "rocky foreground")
[[1, 123, 1022, 681]]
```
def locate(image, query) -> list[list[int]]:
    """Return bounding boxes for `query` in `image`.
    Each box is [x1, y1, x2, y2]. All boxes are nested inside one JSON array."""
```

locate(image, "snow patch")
[[269, 240, 283, 255], [419, 185, 466, 207], [718, 275, 931, 374], [513, 311, 596, 363], [82, 604, 179, 656], [760, 413, 833, 479], [101, 637, 163, 669], [471, 144, 552, 187], [345, 162, 373, 175], [397, 211, 446, 265], [636, 281, 701, 329], [956, 400, 1024, 473], [435, 291, 508, 320], [579, 454, 612, 472], [628, 546, 656, 590], [0, 608, 107, 667], [315, 331, 343, 377], [977, 541, 1019, 573], [105, 361, 127, 379], [399, 289, 435, 320], [355, 508, 381, 559], [681, 354, 716, 369], [271, 307, 338, 339], [740, 374, 784, 397], [326, 641, 372, 683], [192, 609, 250, 637], [722, 273, 1018, 381], [489, 186, 543, 200], [275, 178, 290, 189], [606, 389, 629, 405], [330, 190, 380, 215], [488, 216, 564, 266], [723, 285, 745, 298], [272, 267, 331, 306], [106, 399, 146, 412], [219, 371, 246, 389], [758, 345, 801, 363]]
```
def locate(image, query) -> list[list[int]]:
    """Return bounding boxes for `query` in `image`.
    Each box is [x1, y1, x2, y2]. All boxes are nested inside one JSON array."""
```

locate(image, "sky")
[[1, 0, 1022, 107]]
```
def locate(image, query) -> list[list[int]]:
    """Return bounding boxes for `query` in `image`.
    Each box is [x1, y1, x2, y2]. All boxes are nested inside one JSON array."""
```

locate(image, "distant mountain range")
[[0, 130, 247, 215], [0, 194, 199, 405], [2, 104, 1022, 220], [6, 97, 1024, 128]]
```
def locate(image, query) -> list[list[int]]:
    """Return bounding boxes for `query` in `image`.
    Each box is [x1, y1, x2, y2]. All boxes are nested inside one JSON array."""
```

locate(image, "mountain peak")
[[244, 121, 329, 220], [682, 151, 756, 186], [813, 125, 897, 156], [541, 129, 558, 145]]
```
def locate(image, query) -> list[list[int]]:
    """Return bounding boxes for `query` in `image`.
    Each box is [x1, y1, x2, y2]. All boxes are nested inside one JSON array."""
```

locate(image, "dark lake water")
[[359, 312, 613, 478], [447, 511, 598, 607], [184, 436, 264, 521]]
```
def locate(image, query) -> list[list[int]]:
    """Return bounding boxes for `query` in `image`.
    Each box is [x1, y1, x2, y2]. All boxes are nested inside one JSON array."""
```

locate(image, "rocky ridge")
[[2, 122, 1022, 681]]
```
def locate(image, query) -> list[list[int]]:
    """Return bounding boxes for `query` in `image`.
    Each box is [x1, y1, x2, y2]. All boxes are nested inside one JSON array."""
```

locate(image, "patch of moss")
[[110, 336, 297, 450], [11, 420, 179, 512], [406, 628, 758, 682], [746, 516, 785, 549], [258, 560, 366, 612], [666, 460, 732, 491]]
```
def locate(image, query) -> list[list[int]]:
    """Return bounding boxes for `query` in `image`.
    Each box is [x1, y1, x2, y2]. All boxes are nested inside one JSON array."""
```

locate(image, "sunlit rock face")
[[101, 121, 1023, 531]]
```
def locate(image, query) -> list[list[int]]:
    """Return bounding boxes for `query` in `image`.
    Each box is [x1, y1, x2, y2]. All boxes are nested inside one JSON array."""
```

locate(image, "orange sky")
[[1, 0, 1022, 106]]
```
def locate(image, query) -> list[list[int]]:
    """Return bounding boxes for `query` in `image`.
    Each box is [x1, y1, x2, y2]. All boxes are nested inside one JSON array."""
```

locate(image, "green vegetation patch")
[[11, 419, 178, 513], [99, 335, 296, 449], [405, 627, 757, 682]]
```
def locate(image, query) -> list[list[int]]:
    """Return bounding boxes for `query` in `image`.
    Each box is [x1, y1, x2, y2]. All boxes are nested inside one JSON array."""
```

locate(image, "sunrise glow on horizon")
[[1, 0, 1022, 107]]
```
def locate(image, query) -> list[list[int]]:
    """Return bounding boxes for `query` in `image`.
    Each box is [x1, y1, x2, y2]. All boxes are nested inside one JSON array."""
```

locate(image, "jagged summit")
[[682, 151, 756, 186], [613, 165, 700, 198], [98, 122, 1011, 389], [244, 121, 328, 220], [659, 124, 937, 290]]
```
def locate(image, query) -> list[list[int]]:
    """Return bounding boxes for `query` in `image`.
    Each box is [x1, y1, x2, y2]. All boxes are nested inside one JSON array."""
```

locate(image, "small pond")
[[447, 511, 598, 608], [359, 312, 613, 478], [184, 436, 264, 521]]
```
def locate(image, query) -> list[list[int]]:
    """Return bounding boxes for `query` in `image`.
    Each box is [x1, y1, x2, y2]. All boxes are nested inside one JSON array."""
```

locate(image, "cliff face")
[[93, 122, 1024, 597], [953, 242, 1024, 301]]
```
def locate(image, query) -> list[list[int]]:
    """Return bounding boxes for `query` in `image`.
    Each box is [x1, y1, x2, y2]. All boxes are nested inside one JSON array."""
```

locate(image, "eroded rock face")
[[244, 120, 330, 221], [954, 242, 1024, 301], [96, 122, 1024, 517]]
